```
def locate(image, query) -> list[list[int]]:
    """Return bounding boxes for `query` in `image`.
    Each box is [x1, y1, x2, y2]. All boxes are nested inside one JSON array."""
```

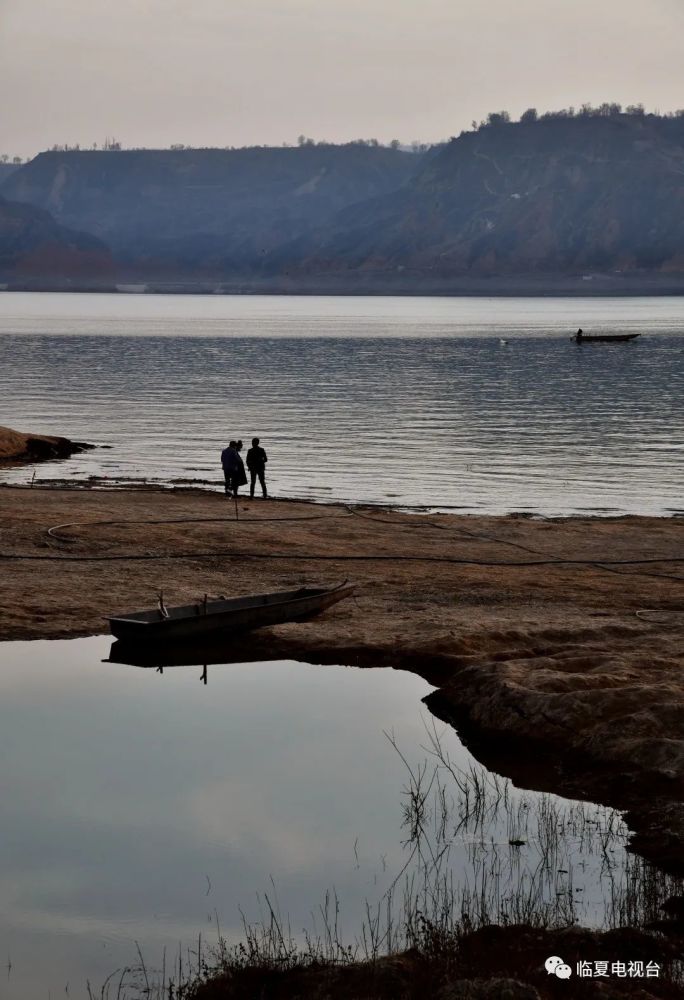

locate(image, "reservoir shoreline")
[[1, 481, 682, 876]]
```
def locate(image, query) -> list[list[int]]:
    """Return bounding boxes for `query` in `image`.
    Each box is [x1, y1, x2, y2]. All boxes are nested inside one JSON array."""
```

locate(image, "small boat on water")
[[574, 328, 640, 343], [106, 581, 354, 641]]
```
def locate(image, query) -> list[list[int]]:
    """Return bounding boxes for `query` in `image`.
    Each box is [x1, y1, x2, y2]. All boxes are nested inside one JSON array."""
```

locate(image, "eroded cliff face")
[[269, 114, 684, 280], [0, 144, 423, 275], [2, 116, 684, 287], [0, 196, 113, 283]]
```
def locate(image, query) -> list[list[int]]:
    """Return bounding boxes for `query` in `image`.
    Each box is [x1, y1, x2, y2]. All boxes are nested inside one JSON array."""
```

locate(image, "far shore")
[[3, 270, 684, 297], [1, 479, 682, 876]]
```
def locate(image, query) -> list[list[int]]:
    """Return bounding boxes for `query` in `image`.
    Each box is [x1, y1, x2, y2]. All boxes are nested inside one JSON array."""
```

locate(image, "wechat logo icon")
[[546, 956, 572, 979]]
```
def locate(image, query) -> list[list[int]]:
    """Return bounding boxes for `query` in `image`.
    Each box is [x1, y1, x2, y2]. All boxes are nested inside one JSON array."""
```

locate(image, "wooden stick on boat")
[[157, 590, 169, 619]]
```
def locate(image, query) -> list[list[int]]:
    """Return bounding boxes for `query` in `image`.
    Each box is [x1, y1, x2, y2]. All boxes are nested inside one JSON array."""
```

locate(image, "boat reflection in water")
[[106, 635, 277, 683], [106, 581, 356, 683]]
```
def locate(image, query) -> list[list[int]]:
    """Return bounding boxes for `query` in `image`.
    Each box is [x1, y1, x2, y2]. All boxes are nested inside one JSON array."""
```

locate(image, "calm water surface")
[[0, 293, 682, 515], [1, 637, 664, 999]]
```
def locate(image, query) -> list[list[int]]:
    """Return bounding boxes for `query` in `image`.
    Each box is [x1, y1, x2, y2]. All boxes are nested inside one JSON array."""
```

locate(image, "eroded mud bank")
[[0, 424, 92, 465]]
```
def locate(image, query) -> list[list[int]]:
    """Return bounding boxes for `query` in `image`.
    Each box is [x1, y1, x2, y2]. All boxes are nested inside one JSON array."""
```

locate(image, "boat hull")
[[106, 583, 354, 641], [575, 334, 640, 343]]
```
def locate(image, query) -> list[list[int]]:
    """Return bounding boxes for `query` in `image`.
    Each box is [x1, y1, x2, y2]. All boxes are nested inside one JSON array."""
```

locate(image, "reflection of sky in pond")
[[0, 636, 674, 998]]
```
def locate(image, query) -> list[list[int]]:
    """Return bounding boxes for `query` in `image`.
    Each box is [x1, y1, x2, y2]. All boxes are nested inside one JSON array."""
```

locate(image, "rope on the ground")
[[45, 508, 682, 576], [0, 507, 675, 585], [346, 505, 566, 558], [345, 507, 684, 582], [45, 510, 351, 540], [1, 548, 683, 571]]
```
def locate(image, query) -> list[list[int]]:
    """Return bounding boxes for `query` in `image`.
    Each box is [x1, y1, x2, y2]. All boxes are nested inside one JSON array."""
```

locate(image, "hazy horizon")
[[2, 0, 683, 160]]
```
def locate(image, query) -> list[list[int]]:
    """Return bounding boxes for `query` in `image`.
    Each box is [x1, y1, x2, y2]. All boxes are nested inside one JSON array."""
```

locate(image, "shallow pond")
[[0, 636, 675, 998]]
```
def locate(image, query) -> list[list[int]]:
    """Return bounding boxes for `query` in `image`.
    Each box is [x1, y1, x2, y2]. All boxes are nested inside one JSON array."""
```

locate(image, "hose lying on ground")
[[45, 510, 351, 541], [0, 511, 680, 584]]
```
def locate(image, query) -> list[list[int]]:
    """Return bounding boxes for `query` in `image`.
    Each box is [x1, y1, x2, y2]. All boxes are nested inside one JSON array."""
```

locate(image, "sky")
[[1, 0, 683, 159]]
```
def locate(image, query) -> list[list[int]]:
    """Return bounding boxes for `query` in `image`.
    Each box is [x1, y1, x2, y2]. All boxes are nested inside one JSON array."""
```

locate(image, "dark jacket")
[[246, 446, 267, 471], [221, 446, 239, 473]]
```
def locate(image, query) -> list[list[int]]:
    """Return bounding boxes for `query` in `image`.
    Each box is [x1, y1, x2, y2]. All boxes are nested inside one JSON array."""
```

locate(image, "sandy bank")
[[0, 483, 682, 870], [0, 424, 92, 465]]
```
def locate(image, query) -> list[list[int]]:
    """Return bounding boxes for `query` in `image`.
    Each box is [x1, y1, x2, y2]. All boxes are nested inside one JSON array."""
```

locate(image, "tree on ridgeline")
[[486, 110, 511, 126]]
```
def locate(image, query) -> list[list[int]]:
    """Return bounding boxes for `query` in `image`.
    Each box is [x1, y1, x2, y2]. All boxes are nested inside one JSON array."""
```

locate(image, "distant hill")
[[0, 163, 22, 184], [0, 195, 113, 286], [2, 115, 684, 294], [1, 144, 424, 277], [267, 113, 684, 283]]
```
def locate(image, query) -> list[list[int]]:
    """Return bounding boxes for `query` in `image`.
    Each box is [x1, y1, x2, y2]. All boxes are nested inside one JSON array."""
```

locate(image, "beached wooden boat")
[[574, 331, 640, 343], [106, 582, 354, 641]]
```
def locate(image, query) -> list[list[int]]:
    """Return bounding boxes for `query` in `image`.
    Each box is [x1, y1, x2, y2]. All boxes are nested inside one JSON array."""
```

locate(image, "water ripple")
[[0, 294, 682, 515]]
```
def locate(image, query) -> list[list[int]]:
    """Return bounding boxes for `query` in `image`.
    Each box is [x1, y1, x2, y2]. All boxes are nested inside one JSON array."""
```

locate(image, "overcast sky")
[[2, 0, 683, 158]]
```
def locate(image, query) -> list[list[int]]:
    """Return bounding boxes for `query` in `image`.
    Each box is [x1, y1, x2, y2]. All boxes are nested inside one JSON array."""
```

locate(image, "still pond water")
[[0, 292, 682, 515], [0, 636, 671, 999]]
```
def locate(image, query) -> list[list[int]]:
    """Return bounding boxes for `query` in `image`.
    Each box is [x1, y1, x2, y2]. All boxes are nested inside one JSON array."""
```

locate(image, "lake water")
[[0, 292, 682, 515], [1, 636, 669, 1000]]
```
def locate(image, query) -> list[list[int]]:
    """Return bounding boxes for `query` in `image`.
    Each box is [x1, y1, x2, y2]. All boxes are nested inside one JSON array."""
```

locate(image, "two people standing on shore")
[[221, 437, 268, 498]]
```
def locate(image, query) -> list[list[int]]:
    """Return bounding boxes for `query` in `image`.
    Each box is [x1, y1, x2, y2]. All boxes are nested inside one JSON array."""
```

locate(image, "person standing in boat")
[[221, 440, 239, 496], [247, 437, 268, 498], [576, 328, 584, 342]]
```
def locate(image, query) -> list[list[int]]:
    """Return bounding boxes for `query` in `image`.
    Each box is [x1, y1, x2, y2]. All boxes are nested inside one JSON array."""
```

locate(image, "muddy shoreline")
[[1, 482, 682, 874]]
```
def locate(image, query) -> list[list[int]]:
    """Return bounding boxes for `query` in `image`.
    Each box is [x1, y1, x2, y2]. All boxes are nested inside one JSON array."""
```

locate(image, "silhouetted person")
[[576, 328, 584, 342], [234, 440, 247, 496], [247, 437, 268, 498], [221, 440, 238, 496]]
